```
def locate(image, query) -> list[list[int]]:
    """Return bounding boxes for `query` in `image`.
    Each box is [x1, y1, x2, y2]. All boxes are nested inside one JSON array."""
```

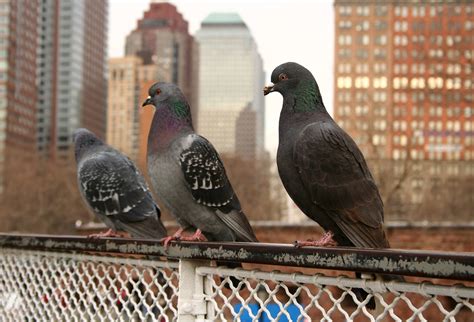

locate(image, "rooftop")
[[202, 12, 245, 26]]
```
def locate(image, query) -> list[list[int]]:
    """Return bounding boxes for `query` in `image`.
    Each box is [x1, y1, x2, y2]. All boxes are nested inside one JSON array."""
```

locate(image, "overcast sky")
[[109, 0, 334, 153]]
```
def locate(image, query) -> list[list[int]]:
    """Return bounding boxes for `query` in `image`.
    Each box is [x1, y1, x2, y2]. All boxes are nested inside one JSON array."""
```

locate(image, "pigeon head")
[[264, 62, 325, 111], [73, 128, 104, 162], [142, 82, 192, 120], [264, 62, 317, 96]]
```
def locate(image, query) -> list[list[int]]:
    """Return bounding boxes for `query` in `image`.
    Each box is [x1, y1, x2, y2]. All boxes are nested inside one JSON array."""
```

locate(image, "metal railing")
[[0, 233, 473, 321]]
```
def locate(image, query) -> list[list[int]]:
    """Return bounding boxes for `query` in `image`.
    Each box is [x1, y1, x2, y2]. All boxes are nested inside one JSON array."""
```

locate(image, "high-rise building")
[[333, 1, 473, 221], [334, 1, 473, 162], [107, 57, 143, 161], [125, 2, 195, 111], [195, 13, 265, 159], [37, 0, 108, 158], [0, 0, 39, 192], [106, 56, 163, 168]]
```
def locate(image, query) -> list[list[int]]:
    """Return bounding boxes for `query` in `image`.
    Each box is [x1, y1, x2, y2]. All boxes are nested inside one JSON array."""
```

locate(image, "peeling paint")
[[0, 233, 473, 281]]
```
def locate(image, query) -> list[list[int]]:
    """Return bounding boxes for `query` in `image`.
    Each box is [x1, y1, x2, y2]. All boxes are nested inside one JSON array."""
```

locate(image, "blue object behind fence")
[[234, 303, 303, 321]]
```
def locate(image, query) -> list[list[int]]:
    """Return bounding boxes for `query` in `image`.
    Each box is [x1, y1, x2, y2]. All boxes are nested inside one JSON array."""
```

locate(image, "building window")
[[354, 76, 369, 89], [357, 34, 370, 45], [338, 48, 351, 58], [337, 77, 352, 89], [394, 6, 408, 17], [355, 21, 369, 31], [356, 6, 369, 16], [374, 48, 386, 59], [356, 49, 369, 59], [372, 134, 386, 146], [394, 21, 408, 31], [373, 77, 387, 89], [375, 35, 387, 45], [375, 6, 388, 16], [338, 20, 352, 29], [338, 35, 352, 45], [373, 91, 387, 102], [338, 6, 352, 16], [375, 20, 388, 30]]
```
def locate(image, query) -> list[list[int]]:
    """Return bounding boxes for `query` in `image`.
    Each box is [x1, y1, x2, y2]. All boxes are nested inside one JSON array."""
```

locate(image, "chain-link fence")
[[199, 266, 474, 321], [0, 234, 473, 321], [0, 248, 179, 321]]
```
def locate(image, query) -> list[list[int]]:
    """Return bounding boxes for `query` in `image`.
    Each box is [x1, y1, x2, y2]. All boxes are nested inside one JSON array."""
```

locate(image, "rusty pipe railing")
[[0, 233, 473, 281]]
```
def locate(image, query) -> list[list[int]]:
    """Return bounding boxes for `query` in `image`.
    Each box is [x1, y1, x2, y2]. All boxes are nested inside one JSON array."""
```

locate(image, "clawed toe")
[[179, 229, 206, 242], [294, 231, 337, 248], [160, 235, 180, 248]]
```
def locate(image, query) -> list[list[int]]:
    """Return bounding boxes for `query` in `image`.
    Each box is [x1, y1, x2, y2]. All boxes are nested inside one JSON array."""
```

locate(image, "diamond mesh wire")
[[198, 267, 474, 322], [0, 248, 179, 322], [1, 247, 473, 321]]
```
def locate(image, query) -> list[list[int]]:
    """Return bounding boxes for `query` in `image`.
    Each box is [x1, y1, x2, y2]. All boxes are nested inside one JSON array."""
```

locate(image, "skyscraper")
[[125, 2, 195, 110], [37, 0, 108, 158], [0, 0, 39, 192], [107, 57, 144, 161], [106, 56, 163, 168], [195, 13, 265, 159], [334, 1, 473, 162]]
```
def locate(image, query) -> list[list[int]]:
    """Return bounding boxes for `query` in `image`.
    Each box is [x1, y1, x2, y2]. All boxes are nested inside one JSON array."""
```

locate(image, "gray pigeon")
[[74, 128, 167, 239], [264, 62, 393, 308], [142, 82, 257, 245]]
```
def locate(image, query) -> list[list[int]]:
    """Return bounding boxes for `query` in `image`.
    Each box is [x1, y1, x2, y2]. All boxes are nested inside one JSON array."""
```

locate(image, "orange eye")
[[156, 88, 161, 95], [279, 73, 288, 81]]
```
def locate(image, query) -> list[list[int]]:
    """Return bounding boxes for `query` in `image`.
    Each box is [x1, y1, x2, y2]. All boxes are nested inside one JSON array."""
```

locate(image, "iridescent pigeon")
[[74, 128, 166, 239], [264, 62, 395, 308], [142, 82, 257, 246]]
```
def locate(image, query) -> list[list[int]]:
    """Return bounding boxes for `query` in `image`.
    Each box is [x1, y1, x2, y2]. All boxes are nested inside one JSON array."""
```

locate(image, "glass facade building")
[[195, 13, 265, 159], [37, 0, 108, 158]]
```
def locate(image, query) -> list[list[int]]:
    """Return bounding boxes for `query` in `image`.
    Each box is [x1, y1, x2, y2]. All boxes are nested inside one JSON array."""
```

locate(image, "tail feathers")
[[118, 217, 167, 239]]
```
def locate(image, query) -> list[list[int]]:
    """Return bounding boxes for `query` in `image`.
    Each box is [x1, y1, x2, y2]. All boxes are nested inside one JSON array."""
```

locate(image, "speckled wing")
[[179, 135, 257, 242], [78, 151, 163, 227], [293, 121, 389, 248]]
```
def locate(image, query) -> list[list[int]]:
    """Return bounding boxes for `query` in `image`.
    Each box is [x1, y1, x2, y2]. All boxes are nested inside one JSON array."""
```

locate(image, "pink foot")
[[87, 229, 121, 239], [294, 231, 338, 248], [160, 228, 184, 248], [178, 229, 206, 242]]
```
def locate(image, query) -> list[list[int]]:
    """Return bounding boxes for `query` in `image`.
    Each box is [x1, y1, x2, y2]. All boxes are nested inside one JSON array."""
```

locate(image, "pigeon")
[[74, 128, 167, 239], [142, 82, 257, 246], [264, 62, 394, 308]]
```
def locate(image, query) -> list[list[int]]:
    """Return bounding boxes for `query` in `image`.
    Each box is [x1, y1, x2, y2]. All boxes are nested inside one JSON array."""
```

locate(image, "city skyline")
[[107, 2, 196, 169], [108, 0, 335, 153]]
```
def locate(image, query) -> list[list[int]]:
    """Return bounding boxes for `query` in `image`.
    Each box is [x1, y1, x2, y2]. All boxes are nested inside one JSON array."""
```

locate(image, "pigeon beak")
[[142, 96, 152, 107], [263, 84, 275, 96]]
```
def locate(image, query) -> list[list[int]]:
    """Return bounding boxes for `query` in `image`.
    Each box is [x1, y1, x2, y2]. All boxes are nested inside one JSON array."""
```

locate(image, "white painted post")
[[177, 259, 211, 322], [203, 270, 215, 320]]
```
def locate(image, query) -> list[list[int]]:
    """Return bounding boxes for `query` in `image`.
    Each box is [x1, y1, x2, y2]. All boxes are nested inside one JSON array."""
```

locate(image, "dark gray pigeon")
[[264, 62, 394, 308], [74, 128, 167, 239], [142, 82, 257, 246]]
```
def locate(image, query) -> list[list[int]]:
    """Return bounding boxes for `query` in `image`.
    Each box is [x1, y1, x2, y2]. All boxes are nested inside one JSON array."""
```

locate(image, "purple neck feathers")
[[147, 105, 193, 153]]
